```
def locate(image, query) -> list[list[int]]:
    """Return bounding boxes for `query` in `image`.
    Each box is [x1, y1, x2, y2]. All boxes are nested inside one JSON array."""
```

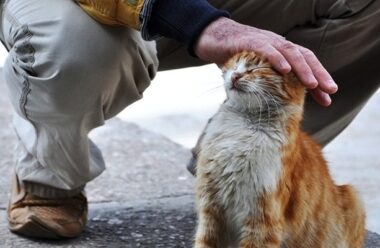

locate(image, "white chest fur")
[[198, 106, 286, 235]]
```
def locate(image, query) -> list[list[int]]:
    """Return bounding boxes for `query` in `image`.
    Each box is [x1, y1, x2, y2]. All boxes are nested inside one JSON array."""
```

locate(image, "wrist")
[[146, 0, 229, 52], [194, 17, 237, 63], [187, 12, 230, 57]]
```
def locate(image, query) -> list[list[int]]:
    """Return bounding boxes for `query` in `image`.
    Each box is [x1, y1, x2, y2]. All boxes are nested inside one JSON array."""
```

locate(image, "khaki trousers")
[[1, 0, 379, 197]]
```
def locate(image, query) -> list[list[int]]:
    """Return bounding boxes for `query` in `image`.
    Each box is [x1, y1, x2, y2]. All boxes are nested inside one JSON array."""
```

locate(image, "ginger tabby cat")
[[194, 52, 365, 248]]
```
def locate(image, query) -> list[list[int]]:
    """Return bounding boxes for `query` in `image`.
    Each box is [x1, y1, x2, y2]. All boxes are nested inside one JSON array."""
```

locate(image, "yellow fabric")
[[75, 0, 145, 29]]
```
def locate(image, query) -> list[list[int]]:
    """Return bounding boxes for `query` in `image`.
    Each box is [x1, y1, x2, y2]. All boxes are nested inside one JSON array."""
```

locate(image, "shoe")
[[7, 173, 88, 239]]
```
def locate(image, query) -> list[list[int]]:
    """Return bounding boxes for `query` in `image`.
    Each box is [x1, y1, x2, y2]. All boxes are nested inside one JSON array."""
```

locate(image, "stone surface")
[[1, 196, 196, 248], [86, 119, 194, 204], [2, 197, 380, 247], [0, 69, 379, 247]]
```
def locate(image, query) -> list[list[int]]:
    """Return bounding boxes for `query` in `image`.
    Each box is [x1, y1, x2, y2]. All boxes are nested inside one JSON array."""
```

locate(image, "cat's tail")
[[337, 185, 366, 248]]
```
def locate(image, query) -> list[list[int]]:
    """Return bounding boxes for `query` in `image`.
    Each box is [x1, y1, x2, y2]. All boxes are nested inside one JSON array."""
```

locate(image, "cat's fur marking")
[[194, 52, 365, 248]]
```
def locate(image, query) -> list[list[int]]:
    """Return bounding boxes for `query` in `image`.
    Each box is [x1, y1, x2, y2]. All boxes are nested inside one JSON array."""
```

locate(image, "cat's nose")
[[231, 73, 242, 85]]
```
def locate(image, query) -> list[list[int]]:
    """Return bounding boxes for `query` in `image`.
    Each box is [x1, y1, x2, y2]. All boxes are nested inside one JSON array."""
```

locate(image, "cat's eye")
[[246, 66, 272, 73]]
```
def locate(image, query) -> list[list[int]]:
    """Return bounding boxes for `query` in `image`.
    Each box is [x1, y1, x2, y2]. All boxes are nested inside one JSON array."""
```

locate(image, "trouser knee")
[[2, 0, 158, 192]]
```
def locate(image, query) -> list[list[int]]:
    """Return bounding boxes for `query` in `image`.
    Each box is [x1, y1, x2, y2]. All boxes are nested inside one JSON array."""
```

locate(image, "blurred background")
[[0, 44, 379, 233]]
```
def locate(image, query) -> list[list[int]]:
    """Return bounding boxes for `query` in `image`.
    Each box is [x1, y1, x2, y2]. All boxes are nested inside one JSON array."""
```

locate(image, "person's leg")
[[174, 0, 380, 174], [2, 0, 157, 196], [2, 0, 157, 238], [288, 0, 380, 145]]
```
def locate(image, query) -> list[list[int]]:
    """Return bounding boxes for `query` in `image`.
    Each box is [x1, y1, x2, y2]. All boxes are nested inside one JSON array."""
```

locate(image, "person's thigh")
[[2, 0, 158, 193], [290, 0, 380, 145]]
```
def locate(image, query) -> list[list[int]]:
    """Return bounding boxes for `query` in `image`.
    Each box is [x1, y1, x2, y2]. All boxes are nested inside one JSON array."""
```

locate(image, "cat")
[[194, 52, 366, 248]]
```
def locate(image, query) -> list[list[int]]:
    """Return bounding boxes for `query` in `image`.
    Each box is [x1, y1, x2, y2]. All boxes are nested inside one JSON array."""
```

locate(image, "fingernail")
[[307, 77, 318, 88], [324, 94, 332, 105], [281, 62, 291, 73], [328, 80, 338, 92]]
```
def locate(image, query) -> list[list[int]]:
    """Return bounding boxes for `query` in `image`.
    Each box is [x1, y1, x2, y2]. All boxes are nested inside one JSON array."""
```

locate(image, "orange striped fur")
[[194, 52, 365, 248]]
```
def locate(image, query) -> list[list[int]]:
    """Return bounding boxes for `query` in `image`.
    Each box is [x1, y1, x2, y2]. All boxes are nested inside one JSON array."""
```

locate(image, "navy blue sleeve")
[[145, 0, 230, 56]]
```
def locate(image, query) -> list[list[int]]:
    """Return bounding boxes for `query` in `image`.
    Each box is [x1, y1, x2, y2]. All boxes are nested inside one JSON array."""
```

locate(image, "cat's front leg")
[[238, 209, 283, 248], [238, 220, 282, 248], [194, 204, 227, 248]]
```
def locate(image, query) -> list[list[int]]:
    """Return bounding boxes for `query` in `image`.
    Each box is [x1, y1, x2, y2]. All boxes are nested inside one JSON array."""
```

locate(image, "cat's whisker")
[[260, 88, 281, 120], [254, 87, 271, 126], [254, 84, 271, 121], [251, 86, 263, 129], [264, 91, 278, 115], [197, 84, 225, 98], [249, 89, 261, 127], [257, 88, 283, 139]]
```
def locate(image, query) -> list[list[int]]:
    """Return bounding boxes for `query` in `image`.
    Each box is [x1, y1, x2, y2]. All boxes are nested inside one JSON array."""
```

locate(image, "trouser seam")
[[3, 4, 36, 121], [4, 2, 40, 171], [315, 20, 331, 59], [0, 1, 6, 48]]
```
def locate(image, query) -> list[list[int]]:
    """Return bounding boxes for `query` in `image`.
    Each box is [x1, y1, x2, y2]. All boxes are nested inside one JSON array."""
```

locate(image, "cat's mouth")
[[231, 80, 251, 92], [229, 66, 274, 93], [230, 84, 245, 92]]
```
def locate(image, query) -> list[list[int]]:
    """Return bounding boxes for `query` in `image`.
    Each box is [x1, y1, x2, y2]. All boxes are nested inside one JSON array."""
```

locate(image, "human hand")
[[194, 17, 338, 106]]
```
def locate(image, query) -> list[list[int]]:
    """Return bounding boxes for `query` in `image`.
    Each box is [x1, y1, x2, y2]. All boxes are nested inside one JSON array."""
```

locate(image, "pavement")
[[0, 67, 379, 247]]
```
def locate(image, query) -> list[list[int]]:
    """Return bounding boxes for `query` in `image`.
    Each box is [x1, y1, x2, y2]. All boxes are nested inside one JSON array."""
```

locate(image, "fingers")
[[309, 88, 332, 107], [260, 45, 291, 73], [259, 41, 336, 107], [275, 41, 318, 89], [258, 38, 336, 94], [297, 46, 338, 94], [268, 39, 338, 107]]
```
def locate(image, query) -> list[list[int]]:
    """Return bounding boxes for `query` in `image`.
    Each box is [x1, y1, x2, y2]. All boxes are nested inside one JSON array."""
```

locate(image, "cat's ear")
[[216, 63, 226, 72], [220, 57, 236, 73], [218, 62, 229, 74]]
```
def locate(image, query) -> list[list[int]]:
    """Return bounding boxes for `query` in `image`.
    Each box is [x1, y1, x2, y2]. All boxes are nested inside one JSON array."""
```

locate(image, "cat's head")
[[222, 52, 305, 114]]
